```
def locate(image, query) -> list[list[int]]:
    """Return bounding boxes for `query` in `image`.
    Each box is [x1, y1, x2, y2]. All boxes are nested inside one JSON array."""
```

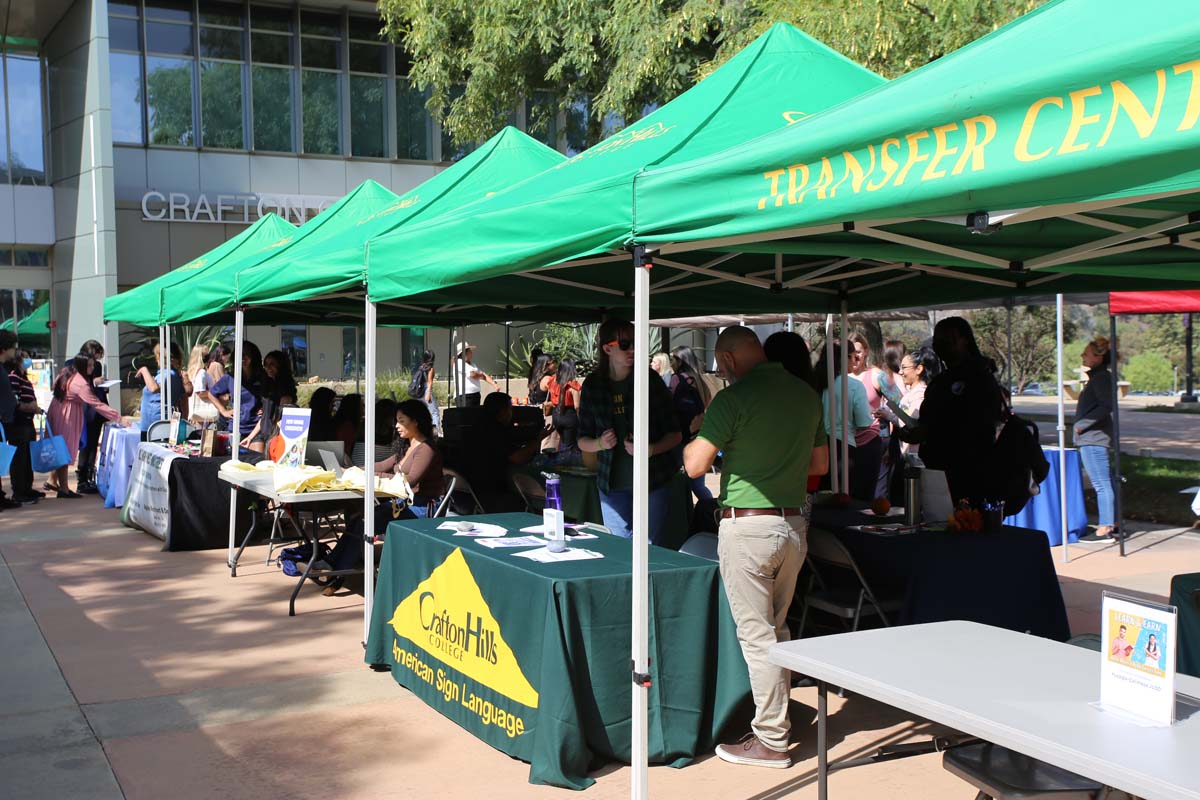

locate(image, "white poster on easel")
[[1099, 591, 1178, 726]]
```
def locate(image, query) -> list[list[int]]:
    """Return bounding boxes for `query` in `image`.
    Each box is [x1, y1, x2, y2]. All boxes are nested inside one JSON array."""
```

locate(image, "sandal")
[[57, 489, 83, 499], [43, 481, 60, 493]]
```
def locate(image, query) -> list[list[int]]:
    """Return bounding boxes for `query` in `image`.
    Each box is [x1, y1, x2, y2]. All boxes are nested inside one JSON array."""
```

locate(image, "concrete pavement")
[[2, 492, 1197, 799], [1013, 396, 1200, 461]]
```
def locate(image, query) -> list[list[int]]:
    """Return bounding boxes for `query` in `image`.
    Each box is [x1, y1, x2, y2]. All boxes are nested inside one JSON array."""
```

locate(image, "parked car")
[[1020, 382, 1046, 396]]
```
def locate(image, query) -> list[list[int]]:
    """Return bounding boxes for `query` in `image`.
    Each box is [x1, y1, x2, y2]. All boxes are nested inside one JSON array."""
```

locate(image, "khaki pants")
[[717, 511, 808, 751]]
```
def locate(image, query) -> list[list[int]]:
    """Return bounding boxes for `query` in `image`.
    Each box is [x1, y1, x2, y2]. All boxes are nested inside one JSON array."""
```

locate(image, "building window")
[[108, 1, 145, 145], [198, 3, 245, 149], [1, 51, 48, 185], [348, 17, 386, 158], [341, 326, 361, 381], [280, 325, 308, 377], [525, 90, 558, 151], [250, 5, 295, 152], [396, 78, 432, 160], [300, 10, 342, 155], [143, 1, 196, 146]]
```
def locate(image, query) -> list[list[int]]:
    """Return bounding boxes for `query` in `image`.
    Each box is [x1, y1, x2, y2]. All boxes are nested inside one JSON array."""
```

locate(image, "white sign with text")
[[120, 443, 183, 544], [1099, 592, 1178, 726]]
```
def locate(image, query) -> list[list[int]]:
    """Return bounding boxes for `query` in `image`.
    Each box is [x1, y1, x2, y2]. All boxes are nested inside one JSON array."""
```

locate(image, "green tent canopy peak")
[[102, 213, 296, 327]]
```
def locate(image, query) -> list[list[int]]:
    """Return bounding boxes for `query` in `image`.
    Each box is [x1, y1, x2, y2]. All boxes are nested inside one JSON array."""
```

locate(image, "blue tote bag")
[[31, 418, 71, 473], [0, 422, 16, 477]]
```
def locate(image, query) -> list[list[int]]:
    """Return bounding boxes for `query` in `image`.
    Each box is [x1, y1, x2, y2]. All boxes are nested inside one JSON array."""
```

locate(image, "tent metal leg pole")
[[446, 327, 452, 404], [1005, 301, 1013, 391], [1056, 294, 1069, 563], [163, 324, 172, 421], [1111, 313, 1125, 557], [158, 325, 167, 421], [228, 307, 244, 569], [840, 301, 850, 496], [630, 246, 651, 800], [505, 321, 510, 395], [825, 314, 838, 493], [363, 299, 377, 646]]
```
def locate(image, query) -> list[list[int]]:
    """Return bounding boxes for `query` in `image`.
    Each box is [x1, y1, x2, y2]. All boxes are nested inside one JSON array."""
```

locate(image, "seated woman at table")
[[47, 354, 126, 497], [333, 393, 362, 463], [209, 341, 264, 439], [814, 342, 876, 501], [241, 349, 297, 453], [136, 341, 190, 431], [316, 401, 443, 594], [463, 391, 545, 512]]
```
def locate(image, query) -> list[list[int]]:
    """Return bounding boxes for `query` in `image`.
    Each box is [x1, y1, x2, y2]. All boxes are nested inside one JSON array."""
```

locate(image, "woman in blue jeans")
[[577, 318, 682, 544], [1074, 338, 1116, 540]]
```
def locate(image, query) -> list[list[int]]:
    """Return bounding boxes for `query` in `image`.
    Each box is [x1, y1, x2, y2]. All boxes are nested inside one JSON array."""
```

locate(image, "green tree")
[[143, 61, 194, 146], [378, 0, 1044, 150], [1125, 352, 1174, 393], [967, 305, 1075, 393]]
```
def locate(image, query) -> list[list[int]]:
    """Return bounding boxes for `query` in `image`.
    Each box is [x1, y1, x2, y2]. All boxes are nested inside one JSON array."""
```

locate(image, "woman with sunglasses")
[[577, 318, 682, 543]]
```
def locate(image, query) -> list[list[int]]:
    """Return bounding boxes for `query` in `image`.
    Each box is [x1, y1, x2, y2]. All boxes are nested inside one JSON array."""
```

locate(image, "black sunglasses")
[[606, 338, 634, 351]]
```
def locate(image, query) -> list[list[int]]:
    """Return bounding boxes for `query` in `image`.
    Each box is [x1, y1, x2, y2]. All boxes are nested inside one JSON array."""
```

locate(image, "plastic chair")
[[679, 532, 719, 562], [441, 466, 485, 515], [511, 471, 546, 513], [793, 527, 903, 634], [146, 418, 194, 444]]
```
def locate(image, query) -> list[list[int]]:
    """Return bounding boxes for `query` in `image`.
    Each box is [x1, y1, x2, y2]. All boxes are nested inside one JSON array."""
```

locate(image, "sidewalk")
[[1012, 396, 1200, 461], [2, 495, 1198, 799]]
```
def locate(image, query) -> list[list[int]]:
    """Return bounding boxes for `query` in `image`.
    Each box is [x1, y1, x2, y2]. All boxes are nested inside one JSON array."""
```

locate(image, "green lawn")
[[1115, 455, 1199, 527]]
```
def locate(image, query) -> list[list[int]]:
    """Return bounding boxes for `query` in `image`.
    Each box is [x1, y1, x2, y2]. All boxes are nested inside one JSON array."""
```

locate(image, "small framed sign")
[[1098, 591, 1178, 726]]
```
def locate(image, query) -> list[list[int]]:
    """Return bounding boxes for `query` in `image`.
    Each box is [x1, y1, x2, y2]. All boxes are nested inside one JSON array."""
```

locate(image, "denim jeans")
[[1079, 445, 1114, 527], [598, 484, 671, 545]]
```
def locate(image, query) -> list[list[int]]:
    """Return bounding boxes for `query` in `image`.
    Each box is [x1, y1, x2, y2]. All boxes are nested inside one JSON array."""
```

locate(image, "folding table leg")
[[290, 515, 318, 617], [818, 680, 828, 800], [230, 502, 262, 578]]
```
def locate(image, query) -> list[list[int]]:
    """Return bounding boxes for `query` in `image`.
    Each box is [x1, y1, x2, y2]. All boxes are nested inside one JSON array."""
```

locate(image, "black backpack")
[[407, 366, 427, 399], [989, 412, 1051, 516]]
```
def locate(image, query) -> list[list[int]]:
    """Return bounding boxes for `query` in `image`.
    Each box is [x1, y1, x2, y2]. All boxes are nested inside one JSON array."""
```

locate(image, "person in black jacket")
[[0, 330, 20, 510], [1074, 337, 1116, 539], [897, 317, 1006, 508]]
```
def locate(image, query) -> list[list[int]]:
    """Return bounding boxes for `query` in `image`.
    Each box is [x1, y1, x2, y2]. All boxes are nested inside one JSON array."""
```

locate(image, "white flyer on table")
[[519, 524, 599, 540], [1098, 592, 1178, 726], [474, 536, 545, 549], [512, 547, 605, 563]]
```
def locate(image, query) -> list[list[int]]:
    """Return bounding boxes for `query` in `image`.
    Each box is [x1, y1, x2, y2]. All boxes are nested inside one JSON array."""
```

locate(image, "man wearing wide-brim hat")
[[454, 342, 496, 407]]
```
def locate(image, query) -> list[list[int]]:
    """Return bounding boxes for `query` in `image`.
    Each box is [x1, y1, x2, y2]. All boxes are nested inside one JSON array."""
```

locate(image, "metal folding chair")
[[679, 532, 719, 562], [794, 527, 903, 635], [441, 466, 485, 514], [511, 471, 546, 513]]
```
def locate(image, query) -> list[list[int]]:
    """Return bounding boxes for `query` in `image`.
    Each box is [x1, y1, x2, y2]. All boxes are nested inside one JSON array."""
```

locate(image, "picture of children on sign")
[[1107, 608, 1168, 677], [277, 408, 311, 469]]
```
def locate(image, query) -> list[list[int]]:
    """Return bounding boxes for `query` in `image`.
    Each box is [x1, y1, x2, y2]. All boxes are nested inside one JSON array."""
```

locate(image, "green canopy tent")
[[354, 4, 1200, 796], [102, 213, 297, 328], [102, 214, 298, 424], [0, 299, 49, 335]]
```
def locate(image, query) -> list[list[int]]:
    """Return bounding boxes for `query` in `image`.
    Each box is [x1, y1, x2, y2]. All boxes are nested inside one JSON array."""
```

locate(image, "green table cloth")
[[1170, 573, 1200, 679], [364, 512, 749, 789], [521, 467, 694, 551]]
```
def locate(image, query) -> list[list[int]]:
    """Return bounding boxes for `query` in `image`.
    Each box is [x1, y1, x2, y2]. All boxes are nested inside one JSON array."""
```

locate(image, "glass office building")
[[1, 0, 571, 382]]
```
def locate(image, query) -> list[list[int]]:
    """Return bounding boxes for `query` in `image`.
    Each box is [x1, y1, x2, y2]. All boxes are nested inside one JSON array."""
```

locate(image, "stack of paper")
[[512, 547, 604, 563], [436, 522, 510, 538]]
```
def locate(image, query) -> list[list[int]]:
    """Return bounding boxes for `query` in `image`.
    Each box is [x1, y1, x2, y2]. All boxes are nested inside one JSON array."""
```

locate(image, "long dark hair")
[[595, 318, 633, 380], [555, 358, 578, 409], [813, 342, 846, 394], [418, 349, 435, 374], [935, 316, 996, 374], [397, 399, 435, 442], [527, 353, 552, 387], [482, 391, 512, 427], [263, 349, 294, 387], [208, 344, 231, 367], [670, 345, 712, 405], [54, 354, 91, 401], [373, 398, 398, 447], [763, 332, 816, 391], [883, 339, 906, 375]]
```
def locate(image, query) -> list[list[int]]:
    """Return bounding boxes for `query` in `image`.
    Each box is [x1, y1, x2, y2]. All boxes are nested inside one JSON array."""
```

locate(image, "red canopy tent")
[[1109, 291, 1200, 315], [1104, 291, 1199, 555]]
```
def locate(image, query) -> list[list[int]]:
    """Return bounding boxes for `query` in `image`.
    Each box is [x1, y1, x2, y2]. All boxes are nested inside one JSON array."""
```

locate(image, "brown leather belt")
[[720, 507, 803, 520]]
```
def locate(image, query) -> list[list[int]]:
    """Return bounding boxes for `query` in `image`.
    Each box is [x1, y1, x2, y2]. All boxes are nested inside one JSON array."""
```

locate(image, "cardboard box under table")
[[364, 512, 750, 790]]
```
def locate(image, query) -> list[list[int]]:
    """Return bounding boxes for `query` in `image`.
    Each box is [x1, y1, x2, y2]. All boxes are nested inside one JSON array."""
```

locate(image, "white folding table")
[[220, 469, 363, 615], [770, 621, 1200, 800]]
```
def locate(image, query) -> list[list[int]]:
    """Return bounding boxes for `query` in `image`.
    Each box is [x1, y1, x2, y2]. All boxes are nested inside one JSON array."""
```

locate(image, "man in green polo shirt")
[[684, 326, 828, 769]]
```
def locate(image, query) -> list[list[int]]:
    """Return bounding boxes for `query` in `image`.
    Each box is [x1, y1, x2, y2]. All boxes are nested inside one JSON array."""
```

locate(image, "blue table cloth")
[[98, 425, 142, 508], [1005, 446, 1087, 546]]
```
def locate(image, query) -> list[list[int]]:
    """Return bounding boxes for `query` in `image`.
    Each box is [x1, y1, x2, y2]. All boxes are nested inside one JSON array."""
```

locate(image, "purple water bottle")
[[543, 473, 563, 512]]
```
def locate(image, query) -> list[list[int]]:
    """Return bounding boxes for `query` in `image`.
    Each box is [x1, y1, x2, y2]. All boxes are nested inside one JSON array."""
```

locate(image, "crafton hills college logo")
[[388, 548, 539, 713]]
